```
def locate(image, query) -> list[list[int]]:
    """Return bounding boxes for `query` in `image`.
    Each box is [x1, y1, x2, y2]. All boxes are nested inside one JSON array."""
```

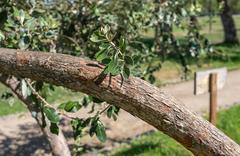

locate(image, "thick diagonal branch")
[[0, 48, 239, 155]]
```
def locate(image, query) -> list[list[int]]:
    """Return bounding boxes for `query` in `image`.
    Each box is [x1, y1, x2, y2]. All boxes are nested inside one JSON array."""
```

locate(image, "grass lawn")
[[0, 83, 82, 116], [104, 104, 240, 156], [103, 132, 192, 156], [152, 15, 240, 85], [154, 43, 240, 85], [0, 84, 27, 116], [142, 15, 240, 44], [217, 105, 240, 144], [0, 99, 27, 116]]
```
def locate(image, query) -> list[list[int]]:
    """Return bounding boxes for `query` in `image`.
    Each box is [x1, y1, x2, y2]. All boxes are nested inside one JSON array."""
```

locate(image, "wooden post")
[[209, 73, 217, 125]]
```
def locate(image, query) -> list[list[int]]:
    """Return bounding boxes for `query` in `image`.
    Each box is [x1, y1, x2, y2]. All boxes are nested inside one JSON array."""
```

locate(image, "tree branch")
[[0, 48, 239, 155]]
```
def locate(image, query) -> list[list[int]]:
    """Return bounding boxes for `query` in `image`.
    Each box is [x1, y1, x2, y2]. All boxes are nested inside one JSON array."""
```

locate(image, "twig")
[[26, 79, 53, 108], [26, 79, 110, 120], [25, 79, 77, 120], [99, 104, 111, 115], [105, 33, 122, 55]]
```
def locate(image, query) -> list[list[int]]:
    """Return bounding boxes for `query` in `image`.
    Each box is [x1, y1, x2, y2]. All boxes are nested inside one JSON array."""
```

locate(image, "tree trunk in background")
[[0, 75, 71, 156], [154, 0, 162, 59], [218, 0, 239, 44], [154, 0, 172, 61], [0, 48, 240, 155]]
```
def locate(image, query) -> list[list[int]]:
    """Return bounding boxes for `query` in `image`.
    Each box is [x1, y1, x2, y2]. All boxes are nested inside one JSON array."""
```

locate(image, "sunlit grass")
[[104, 104, 240, 156], [142, 15, 240, 44]]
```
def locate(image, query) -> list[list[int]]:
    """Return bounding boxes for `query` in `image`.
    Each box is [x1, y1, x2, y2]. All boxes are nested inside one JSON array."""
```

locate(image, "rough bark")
[[218, 0, 239, 44], [0, 48, 240, 155], [0, 74, 71, 156]]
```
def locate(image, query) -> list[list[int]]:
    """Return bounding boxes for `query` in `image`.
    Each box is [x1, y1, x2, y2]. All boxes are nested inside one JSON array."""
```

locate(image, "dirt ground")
[[0, 70, 240, 156]]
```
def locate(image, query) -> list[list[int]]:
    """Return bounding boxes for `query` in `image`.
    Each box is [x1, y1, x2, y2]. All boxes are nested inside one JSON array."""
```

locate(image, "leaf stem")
[[99, 104, 111, 115], [25, 79, 77, 120]]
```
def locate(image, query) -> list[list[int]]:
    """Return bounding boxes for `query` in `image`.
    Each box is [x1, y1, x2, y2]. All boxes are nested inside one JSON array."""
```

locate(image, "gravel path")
[[0, 70, 240, 155]]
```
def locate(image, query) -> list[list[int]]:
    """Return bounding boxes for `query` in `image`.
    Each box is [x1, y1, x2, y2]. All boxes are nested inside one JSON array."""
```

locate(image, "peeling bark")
[[0, 74, 71, 156], [0, 48, 240, 155]]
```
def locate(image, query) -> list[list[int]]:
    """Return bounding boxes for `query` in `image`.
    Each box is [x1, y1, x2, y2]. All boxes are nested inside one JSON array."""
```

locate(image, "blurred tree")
[[198, 0, 240, 14], [218, 0, 239, 44]]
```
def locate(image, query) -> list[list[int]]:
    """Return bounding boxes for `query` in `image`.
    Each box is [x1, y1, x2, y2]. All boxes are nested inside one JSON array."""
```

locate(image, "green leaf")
[[44, 107, 60, 123], [107, 106, 113, 118], [82, 96, 92, 107], [101, 58, 111, 65], [105, 58, 120, 75], [119, 37, 126, 52], [108, 58, 117, 70], [39, 17, 48, 27], [90, 34, 99, 42], [71, 119, 85, 139], [65, 101, 81, 112], [112, 114, 117, 121], [90, 117, 107, 142], [99, 44, 109, 50], [57, 103, 66, 110], [13, 7, 19, 18], [92, 97, 104, 103], [90, 33, 105, 43], [45, 31, 55, 38], [18, 37, 30, 50], [89, 120, 97, 137], [107, 106, 120, 120], [21, 79, 28, 97], [28, 0, 36, 8], [122, 65, 130, 79], [34, 8, 45, 14], [35, 81, 43, 91], [124, 56, 133, 65], [49, 85, 55, 91], [64, 101, 77, 112], [111, 66, 121, 75], [95, 49, 108, 62], [101, 25, 110, 34], [19, 9, 25, 25], [50, 122, 59, 135], [95, 120, 106, 142], [133, 55, 141, 63], [83, 117, 92, 127], [58, 101, 81, 112], [21, 79, 31, 97], [148, 74, 156, 84], [0, 31, 5, 41]]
